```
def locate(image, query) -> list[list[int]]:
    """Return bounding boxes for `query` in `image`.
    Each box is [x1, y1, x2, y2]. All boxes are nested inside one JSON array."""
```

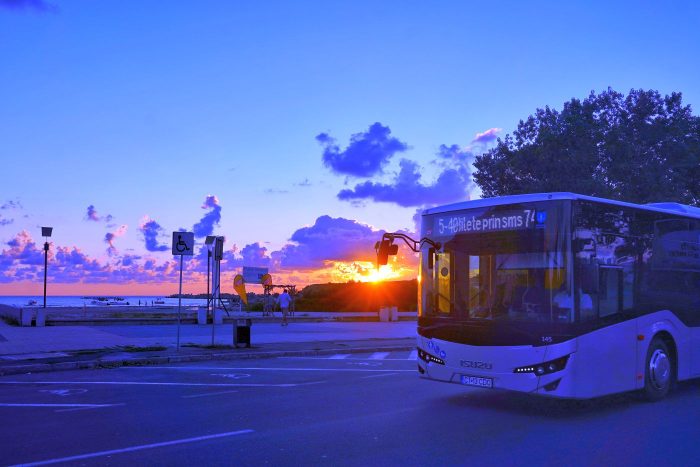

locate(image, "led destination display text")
[[434, 209, 546, 236]]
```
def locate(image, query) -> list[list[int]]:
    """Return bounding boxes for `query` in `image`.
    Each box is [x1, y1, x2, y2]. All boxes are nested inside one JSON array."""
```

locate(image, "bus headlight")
[[418, 347, 445, 365], [514, 355, 569, 375]]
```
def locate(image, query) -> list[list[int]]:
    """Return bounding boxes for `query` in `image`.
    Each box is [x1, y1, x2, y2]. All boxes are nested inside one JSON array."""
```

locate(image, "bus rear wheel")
[[643, 337, 674, 402]]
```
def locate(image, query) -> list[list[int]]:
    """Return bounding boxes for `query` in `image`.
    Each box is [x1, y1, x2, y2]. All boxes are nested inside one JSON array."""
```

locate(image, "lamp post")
[[205, 236, 216, 313], [41, 227, 53, 308]]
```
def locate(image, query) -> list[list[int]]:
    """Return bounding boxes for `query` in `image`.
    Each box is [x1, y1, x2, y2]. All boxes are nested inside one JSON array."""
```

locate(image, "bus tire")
[[642, 337, 674, 402]]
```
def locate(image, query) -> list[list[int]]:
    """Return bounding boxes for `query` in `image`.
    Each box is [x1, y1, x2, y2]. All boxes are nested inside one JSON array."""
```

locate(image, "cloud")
[[104, 225, 128, 256], [0, 0, 57, 11], [317, 122, 408, 177], [1, 200, 22, 210], [274, 216, 388, 270], [193, 195, 221, 238], [84, 205, 114, 223], [337, 159, 471, 208], [0, 230, 189, 285], [0, 199, 22, 226], [472, 127, 502, 145], [436, 144, 473, 164], [139, 217, 169, 252], [85, 205, 100, 222]]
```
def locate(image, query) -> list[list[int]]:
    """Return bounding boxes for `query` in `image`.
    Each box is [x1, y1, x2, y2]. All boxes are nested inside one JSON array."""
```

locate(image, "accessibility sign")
[[172, 231, 195, 256]]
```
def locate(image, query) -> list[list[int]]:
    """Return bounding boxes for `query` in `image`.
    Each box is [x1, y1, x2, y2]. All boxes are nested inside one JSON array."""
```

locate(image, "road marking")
[[121, 366, 415, 373], [39, 389, 88, 397], [408, 350, 417, 360], [0, 403, 117, 408], [328, 354, 351, 359], [279, 356, 415, 361], [54, 404, 125, 413], [0, 381, 325, 388], [10, 429, 254, 466], [346, 361, 382, 367], [210, 373, 251, 380], [182, 390, 240, 399], [369, 352, 390, 360], [359, 372, 401, 379]]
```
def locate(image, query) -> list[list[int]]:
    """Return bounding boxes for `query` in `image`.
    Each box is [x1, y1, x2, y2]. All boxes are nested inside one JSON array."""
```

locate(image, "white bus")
[[378, 193, 700, 400]]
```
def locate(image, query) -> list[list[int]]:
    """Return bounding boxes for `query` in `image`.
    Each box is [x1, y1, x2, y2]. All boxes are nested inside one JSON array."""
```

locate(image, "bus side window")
[[599, 267, 623, 317]]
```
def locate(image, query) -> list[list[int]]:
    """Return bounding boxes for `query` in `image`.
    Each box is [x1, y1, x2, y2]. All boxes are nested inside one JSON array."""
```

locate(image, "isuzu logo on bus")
[[461, 360, 493, 370]]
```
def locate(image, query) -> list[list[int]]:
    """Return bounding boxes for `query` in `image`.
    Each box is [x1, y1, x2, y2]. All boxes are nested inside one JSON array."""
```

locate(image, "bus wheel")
[[643, 337, 673, 402]]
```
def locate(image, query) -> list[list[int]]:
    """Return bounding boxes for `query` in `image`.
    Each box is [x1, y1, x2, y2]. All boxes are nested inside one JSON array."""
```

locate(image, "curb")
[[0, 344, 416, 376]]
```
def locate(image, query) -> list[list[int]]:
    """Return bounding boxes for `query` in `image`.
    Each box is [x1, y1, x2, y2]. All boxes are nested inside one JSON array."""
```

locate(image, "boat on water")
[[86, 296, 130, 306], [153, 298, 166, 305], [26, 299, 37, 306]]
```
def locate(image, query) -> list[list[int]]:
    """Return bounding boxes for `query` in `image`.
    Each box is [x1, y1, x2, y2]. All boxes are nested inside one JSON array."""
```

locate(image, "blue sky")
[[1, 0, 699, 292]]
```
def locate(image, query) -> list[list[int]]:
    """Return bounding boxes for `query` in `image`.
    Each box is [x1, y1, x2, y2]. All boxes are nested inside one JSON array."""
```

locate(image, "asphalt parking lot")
[[3, 351, 700, 466]]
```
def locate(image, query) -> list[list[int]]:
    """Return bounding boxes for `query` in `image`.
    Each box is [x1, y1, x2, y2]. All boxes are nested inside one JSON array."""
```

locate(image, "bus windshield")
[[420, 201, 573, 324]]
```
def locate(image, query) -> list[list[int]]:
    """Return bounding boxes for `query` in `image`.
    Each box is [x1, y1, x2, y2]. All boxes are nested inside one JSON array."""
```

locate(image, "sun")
[[332, 261, 401, 283]]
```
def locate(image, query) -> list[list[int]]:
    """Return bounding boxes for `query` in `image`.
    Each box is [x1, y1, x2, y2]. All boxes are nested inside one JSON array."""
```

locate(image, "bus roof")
[[422, 192, 700, 220]]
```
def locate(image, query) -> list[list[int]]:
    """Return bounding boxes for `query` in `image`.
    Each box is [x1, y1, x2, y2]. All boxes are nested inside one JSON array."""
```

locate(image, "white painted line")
[[369, 352, 390, 360], [328, 354, 351, 359], [182, 390, 239, 399], [0, 403, 116, 408], [122, 366, 415, 373], [10, 429, 254, 466], [54, 404, 125, 413], [0, 381, 325, 388], [278, 356, 414, 361], [409, 350, 418, 360], [359, 372, 401, 379]]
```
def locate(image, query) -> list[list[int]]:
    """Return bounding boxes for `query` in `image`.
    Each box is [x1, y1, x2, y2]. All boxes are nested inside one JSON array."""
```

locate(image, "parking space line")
[[359, 373, 401, 379], [121, 366, 415, 373], [369, 352, 390, 360], [328, 354, 351, 359], [0, 403, 118, 408], [10, 429, 254, 466], [182, 390, 239, 399], [408, 350, 417, 360], [0, 381, 324, 388]]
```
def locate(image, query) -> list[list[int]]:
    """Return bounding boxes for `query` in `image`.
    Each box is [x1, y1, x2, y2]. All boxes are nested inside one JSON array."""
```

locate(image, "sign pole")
[[177, 254, 183, 351], [211, 257, 216, 346], [171, 231, 194, 352]]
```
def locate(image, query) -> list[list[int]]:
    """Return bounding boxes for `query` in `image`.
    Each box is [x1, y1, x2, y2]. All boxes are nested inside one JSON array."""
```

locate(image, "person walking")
[[277, 289, 292, 326]]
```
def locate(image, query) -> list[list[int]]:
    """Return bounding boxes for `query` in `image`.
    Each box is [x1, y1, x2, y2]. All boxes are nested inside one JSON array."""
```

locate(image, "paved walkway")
[[0, 320, 416, 356]]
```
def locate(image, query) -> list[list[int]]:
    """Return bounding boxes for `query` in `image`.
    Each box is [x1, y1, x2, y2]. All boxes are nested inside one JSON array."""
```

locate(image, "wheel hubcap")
[[649, 349, 671, 390]]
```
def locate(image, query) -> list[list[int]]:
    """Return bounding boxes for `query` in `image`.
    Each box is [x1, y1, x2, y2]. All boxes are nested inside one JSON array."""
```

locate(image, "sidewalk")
[[0, 320, 417, 376]]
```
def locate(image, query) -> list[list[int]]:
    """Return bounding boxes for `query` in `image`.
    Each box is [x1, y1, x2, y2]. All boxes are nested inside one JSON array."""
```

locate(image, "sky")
[[1, 0, 699, 295]]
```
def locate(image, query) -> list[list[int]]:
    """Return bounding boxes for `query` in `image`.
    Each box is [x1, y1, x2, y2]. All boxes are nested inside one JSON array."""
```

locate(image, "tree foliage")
[[473, 89, 700, 206]]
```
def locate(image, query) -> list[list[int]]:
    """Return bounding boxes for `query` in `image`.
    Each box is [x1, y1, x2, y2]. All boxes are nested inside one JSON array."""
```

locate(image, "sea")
[[0, 296, 209, 308]]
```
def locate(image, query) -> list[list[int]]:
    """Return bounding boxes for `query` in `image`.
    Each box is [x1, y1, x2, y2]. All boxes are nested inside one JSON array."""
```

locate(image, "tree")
[[473, 88, 700, 206]]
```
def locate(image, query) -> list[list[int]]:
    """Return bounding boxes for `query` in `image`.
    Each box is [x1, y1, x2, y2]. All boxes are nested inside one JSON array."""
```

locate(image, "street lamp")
[[41, 227, 53, 308], [205, 235, 216, 311]]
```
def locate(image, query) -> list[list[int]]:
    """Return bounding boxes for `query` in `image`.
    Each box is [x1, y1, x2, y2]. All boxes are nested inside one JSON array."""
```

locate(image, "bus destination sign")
[[435, 209, 546, 236]]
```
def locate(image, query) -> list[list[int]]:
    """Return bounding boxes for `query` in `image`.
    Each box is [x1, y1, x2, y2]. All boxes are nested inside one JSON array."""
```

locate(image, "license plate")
[[461, 375, 493, 388]]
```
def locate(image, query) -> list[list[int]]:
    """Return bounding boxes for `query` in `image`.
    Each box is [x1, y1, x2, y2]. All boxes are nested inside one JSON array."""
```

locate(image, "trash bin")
[[233, 318, 252, 348]]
